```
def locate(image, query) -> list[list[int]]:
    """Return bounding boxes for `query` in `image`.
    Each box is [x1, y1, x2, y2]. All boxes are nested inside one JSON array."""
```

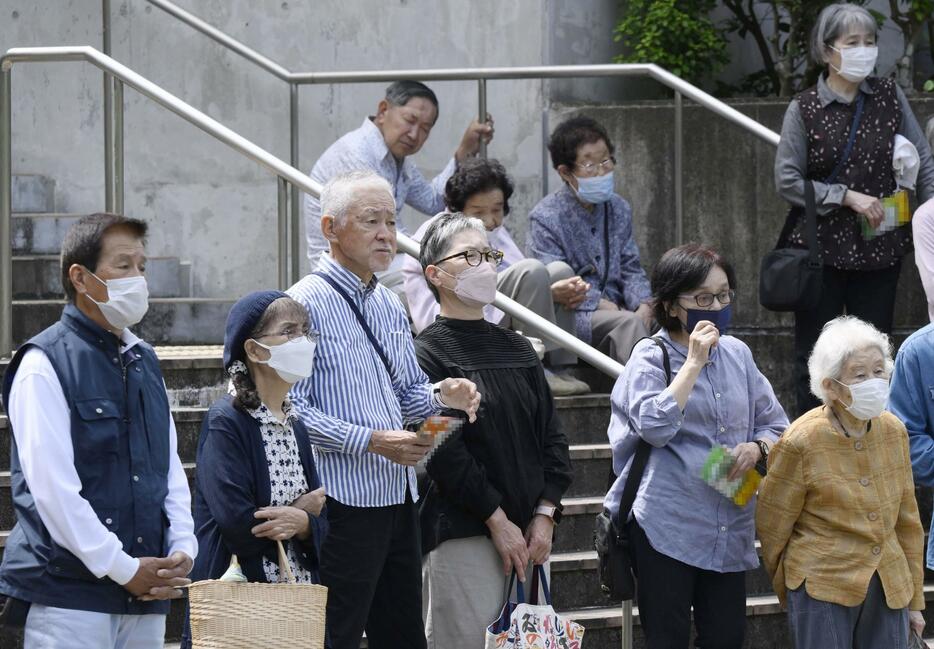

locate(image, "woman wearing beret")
[[182, 290, 328, 648]]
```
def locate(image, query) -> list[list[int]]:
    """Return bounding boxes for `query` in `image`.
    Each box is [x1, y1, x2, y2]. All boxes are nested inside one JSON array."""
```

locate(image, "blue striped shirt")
[[287, 255, 439, 507]]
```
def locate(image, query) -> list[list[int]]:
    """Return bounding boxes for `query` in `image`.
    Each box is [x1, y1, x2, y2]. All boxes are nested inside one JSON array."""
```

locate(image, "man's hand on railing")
[[455, 113, 495, 162]]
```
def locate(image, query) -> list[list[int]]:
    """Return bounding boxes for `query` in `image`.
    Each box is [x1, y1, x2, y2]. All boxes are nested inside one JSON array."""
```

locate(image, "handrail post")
[[277, 177, 289, 290], [102, 0, 113, 211], [674, 90, 683, 247], [114, 78, 124, 214], [1, 66, 12, 359], [541, 108, 549, 198], [621, 600, 633, 649], [477, 78, 487, 158], [289, 82, 300, 284]]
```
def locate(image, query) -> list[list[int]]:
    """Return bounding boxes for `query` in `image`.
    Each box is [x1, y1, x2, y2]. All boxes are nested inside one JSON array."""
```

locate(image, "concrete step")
[[12, 299, 234, 347], [12, 176, 55, 214], [12, 213, 81, 254], [12, 255, 188, 300]]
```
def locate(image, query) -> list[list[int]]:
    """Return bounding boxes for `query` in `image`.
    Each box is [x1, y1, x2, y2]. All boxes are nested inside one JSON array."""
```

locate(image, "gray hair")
[[811, 3, 878, 65], [319, 170, 393, 225], [808, 316, 894, 404], [418, 211, 487, 301], [385, 80, 439, 112]]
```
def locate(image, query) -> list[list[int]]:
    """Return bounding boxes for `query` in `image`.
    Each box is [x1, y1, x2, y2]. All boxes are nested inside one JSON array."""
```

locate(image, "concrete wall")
[[1, 0, 548, 297]]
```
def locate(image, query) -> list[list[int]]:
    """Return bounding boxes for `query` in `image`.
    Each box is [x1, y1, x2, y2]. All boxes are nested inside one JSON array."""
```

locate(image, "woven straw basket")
[[188, 540, 328, 648]]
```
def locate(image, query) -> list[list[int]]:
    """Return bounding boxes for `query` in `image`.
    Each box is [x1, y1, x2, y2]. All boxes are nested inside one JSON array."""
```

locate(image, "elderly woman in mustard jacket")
[[756, 316, 925, 649]]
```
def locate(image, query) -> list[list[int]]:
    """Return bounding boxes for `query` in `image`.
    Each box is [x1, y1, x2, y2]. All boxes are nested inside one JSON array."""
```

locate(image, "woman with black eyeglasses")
[[604, 244, 788, 649], [413, 212, 572, 648]]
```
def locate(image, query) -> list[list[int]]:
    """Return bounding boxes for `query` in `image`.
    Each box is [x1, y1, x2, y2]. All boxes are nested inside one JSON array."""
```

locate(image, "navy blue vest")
[[0, 304, 172, 614]]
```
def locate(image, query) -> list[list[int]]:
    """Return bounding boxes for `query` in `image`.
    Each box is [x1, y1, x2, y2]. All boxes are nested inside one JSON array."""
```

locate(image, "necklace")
[[828, 406, 869, 439]]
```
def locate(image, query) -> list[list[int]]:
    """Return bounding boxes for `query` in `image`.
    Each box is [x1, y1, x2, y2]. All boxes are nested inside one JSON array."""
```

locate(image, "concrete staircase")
[[9, 174, 228, 348]]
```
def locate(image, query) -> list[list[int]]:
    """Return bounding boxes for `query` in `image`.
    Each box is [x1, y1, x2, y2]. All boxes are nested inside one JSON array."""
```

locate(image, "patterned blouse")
[[246, 400, 315, 584], [526, 184, 652, 343]]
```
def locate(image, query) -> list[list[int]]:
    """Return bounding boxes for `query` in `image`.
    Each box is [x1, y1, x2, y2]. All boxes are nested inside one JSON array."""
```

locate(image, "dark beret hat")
[[223, 290, 288, 371]]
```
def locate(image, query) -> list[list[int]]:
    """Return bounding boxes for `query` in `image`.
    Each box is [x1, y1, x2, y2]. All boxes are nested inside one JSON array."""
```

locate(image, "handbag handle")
[[276, 540, 296, 584], [529, 565, 552, 606]]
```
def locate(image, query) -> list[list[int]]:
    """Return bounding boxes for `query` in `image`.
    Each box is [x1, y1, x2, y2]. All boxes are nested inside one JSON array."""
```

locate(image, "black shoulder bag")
[[759, 92, 865, 312], [593, 336, 670, 602]]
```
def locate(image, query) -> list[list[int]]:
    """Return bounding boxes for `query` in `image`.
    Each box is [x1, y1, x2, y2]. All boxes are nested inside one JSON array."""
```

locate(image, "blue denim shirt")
[[603, 330, 787, 572], [888, 323, 934, 568]]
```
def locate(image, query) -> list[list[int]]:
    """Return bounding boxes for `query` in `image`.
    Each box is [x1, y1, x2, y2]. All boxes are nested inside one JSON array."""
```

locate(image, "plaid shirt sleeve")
[[756, 434, 807, 606]]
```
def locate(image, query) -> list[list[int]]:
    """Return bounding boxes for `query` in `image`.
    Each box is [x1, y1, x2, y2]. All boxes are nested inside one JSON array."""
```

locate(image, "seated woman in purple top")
[[604, 244, 788, 649], [527, 115, 653, 363]]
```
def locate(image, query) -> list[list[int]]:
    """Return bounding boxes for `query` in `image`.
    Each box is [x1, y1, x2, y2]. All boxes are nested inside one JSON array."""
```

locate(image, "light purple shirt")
[[603, 330, 788, 572], [303, 117, 457, 268], [402, 213, 525, 333], [913, 198, 934, 323]]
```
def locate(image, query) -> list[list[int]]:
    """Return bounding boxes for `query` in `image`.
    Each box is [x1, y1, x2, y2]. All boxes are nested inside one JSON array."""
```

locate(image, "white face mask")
[[439, 262, 498, 307], [830, 45, 878, 83], [85, 270, 149, 330], [251, 336, 317, 384], [835, 377, 889, 421]]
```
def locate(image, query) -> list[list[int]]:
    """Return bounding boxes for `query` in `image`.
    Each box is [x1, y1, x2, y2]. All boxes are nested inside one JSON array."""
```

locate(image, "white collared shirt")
[[7, 328, 197, 585], [303, 117, 457, 269]]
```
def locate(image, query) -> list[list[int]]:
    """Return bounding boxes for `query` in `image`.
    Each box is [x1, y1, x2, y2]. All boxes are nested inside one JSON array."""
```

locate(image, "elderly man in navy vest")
[[0, 213, 197, 647]]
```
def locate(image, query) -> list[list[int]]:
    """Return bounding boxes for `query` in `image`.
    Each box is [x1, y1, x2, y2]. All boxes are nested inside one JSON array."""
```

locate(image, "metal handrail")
[[104, 0, 782, 281], [0, 46, 623, 378]]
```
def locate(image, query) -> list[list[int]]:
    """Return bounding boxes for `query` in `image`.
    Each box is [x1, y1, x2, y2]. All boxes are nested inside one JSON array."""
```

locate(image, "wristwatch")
[[534, 504, 563, 525], [754, 439, 770, 476]]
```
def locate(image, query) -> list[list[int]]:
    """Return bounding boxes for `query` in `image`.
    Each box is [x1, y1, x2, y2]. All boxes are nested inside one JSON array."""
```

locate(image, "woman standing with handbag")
[[774, 3, 934, 416], [605, 244, 788, 649]]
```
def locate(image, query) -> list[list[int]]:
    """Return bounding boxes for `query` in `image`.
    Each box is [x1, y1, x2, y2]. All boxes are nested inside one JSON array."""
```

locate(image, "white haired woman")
[[756, 316, 926, 649], [775, 3, 934, 416]]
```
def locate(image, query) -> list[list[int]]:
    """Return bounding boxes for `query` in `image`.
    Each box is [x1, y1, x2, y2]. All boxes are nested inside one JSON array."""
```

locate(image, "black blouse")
[[414, 317, 572, 554]]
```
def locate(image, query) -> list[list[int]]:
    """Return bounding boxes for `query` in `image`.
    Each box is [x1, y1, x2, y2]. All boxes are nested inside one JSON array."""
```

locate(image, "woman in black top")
[[774, 2, 934, 416], [414, 212, 572, 648]]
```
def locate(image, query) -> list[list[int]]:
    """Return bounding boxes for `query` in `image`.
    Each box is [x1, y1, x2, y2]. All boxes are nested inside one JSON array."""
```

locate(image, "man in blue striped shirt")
[[288, 170, 480, 649]]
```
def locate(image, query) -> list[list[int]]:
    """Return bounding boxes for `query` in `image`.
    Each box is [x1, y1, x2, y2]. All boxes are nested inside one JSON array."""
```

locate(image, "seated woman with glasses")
[[182, 291, 328, 648], [402, 157, 591, 395], [527, 115, 654, 364], [604, 244, 788, 649], [413, 212, 572, 648]]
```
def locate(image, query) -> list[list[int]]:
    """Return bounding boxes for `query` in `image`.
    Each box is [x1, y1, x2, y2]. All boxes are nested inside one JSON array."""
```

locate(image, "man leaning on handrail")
[[302, 80, 494, 299]]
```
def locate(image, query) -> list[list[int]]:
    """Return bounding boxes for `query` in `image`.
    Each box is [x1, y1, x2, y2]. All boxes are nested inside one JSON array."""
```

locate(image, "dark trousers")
[[319, 491, 427, 649], [629, 520, 746, 649], [793, 262, 902, 417]]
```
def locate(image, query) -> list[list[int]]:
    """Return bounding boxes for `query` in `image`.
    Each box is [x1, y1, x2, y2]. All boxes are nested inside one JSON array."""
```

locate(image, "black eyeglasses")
[[433, 248, 505, 267], [677, 290, 735, 308]]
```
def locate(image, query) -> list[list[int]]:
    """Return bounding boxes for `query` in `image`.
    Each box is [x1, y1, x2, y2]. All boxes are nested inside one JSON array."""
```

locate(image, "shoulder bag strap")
[[312, 271, 393, 379], [612, 336, 671, 527], [824, 91, 865, 186]]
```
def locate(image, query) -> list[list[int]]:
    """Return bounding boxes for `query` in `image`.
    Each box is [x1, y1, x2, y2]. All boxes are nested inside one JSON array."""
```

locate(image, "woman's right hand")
[[292, 486, 327, 517], [486, 508, 530, 582], [551, 277, 590, 309], [686, 321, 719, 368], [843, 189, 885, 229], [252, 506, 311, 541]]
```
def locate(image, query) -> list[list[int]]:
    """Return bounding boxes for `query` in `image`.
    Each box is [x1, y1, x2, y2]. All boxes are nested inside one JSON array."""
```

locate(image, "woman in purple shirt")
[[604, 244, 788, 649]]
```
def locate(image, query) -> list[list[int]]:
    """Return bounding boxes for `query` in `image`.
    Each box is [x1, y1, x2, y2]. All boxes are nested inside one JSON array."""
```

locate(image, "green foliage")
[[612, 0, 728, 83], [924, 79, 934, 92]]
